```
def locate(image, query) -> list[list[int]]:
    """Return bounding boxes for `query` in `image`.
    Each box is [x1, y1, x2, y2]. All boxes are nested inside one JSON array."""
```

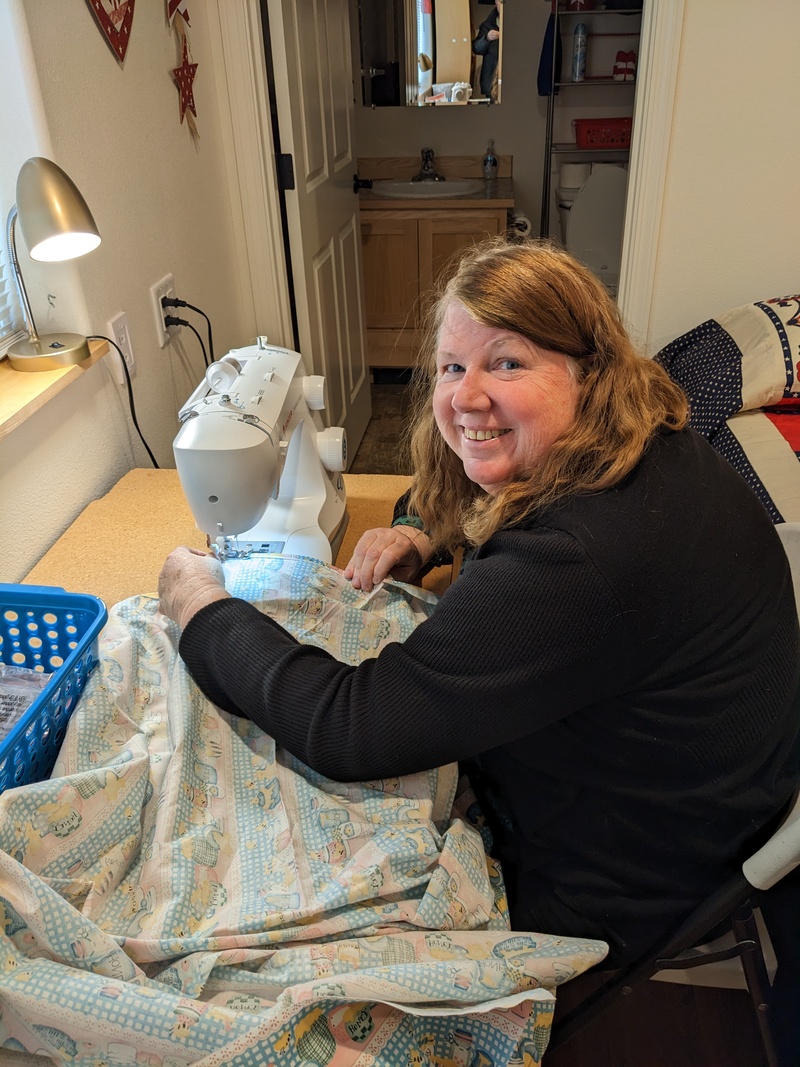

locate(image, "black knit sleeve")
[[178, 525, 628, 782], [391, 490, 454, 569]]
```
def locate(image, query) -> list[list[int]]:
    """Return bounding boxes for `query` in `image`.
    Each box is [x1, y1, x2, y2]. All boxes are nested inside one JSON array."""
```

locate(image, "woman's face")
[[432, 300, 580, 495]]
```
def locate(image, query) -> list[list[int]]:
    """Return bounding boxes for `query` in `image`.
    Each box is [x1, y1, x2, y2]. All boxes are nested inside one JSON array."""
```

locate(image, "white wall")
[[1, 1, 268, 583], [646, 0, 800, 352]]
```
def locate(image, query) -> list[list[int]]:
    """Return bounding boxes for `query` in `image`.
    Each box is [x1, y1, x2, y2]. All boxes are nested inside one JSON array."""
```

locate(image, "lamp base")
[[7, 333, 91, 372]]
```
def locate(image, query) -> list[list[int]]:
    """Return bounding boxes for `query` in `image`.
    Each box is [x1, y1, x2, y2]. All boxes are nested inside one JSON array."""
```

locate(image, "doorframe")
[[206, 0, 684, 358], [203, 0, 294, 348], [617, 0, 685, 352]]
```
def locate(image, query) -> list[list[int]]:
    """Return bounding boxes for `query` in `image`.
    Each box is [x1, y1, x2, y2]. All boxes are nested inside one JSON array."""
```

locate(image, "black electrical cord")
[[89, 335, 159, 468], [162, 297, 215, 364], [163, 315, 210, 368]]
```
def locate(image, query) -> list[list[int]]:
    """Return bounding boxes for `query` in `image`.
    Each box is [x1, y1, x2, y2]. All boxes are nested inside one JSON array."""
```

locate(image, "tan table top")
[[23, 469, 451, 607]]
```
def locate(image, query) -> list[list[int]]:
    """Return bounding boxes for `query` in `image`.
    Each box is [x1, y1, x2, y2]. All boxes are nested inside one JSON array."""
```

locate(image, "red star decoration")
[[173, 38, 198, 123]]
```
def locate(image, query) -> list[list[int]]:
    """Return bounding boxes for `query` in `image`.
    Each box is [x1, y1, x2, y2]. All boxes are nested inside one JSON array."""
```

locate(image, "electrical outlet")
[[150, 273, 177, 347], [107, 312, 136, 384]]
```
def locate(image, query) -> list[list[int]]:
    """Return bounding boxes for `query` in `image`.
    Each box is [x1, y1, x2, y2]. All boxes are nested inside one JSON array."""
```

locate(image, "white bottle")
[[572, 23, 587, 83]]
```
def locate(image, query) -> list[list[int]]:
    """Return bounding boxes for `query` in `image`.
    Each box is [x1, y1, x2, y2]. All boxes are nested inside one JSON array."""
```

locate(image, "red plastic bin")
[[574, 117, 632, 149]]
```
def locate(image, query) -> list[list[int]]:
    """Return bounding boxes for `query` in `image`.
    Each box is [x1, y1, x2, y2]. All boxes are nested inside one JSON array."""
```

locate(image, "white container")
[[560, 162, 591, 188], [571, 24, 587, 83]]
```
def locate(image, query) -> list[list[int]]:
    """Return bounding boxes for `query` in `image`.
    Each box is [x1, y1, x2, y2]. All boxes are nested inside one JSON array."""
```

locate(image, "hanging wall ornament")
[[171, 15, 199, 141], [85, 0, 136, 64], [167, 0, 190, 27]]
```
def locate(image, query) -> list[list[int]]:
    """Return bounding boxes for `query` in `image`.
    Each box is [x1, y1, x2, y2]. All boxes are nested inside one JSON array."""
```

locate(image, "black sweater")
[[180, 429, 800, 962]]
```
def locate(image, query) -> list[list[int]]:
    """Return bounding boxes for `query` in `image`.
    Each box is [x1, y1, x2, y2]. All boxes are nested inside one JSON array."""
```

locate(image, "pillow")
[[656, 294, 800, 442], [716, 294, 800, 406]]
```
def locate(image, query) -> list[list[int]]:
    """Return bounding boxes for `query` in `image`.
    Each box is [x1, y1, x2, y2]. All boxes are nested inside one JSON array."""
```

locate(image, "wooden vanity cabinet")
[[360, 205, 510, 369]]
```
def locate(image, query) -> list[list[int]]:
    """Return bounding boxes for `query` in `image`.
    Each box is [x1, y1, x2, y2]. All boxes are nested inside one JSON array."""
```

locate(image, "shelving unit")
[[539, 4, 643, 238]]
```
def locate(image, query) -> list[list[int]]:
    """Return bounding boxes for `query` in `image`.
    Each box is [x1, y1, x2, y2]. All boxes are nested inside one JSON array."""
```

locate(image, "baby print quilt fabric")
[[0, 556, 607, 1065]]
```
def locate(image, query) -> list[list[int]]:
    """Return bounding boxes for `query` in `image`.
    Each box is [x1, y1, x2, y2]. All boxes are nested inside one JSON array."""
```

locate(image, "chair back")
[[743, 788, 800, 891]]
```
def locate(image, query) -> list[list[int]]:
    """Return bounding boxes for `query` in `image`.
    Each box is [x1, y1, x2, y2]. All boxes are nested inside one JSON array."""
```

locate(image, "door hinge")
[[276, 153, 295, 191]]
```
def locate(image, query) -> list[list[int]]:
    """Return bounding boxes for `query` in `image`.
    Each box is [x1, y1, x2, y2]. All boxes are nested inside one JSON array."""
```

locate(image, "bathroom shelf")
[[551, 143, 630, 152], [539, 4, 642, 238], [554, 79, 636, 87]]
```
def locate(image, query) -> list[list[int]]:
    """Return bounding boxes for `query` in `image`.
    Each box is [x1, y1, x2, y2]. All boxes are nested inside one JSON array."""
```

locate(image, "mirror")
[[358, 0, 502, 107]]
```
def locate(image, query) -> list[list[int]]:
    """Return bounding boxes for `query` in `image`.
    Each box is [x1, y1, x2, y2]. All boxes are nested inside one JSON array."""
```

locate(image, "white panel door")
[[266, 0, 372, 461]]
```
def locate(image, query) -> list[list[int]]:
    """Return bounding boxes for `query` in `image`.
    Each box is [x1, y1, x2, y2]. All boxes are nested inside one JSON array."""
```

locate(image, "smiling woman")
[[159, 232, 800, 974], [432, 301, 581, 494]]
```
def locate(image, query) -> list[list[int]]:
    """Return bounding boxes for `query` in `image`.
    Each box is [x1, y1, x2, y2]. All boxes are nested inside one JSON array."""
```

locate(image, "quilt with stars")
[[0, 555, 607, 1066], [655, 293, 800, 523]]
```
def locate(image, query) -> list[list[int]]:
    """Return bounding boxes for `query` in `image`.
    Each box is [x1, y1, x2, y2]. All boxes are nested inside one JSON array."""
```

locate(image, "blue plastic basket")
[[0, 584, 107, 793]]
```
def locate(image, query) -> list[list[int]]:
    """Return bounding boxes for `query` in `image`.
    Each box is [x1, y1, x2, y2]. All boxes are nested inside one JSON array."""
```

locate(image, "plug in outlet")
[[108, 312, 136, 384], [150, 273, 177, 347]]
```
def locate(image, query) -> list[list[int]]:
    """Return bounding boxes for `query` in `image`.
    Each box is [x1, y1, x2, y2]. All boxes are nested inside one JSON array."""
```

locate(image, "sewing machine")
[[173, 338, 348, 563]]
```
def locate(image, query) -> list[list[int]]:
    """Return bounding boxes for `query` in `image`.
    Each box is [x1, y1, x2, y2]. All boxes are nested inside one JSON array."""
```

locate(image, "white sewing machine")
[[173, 337, 348, 563]]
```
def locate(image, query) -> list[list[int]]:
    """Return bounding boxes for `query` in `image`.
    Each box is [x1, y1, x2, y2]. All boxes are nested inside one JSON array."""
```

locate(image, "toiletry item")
[[482, 140, 498, 180], [571, 23, 587, 83]]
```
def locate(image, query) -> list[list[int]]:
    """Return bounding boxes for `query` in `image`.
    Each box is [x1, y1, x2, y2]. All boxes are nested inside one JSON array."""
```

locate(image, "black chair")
[[547, 788, 800, 1067]]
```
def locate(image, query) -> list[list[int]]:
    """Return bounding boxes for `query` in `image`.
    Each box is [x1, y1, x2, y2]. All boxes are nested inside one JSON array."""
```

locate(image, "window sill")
[[0, 339, 109, 441]]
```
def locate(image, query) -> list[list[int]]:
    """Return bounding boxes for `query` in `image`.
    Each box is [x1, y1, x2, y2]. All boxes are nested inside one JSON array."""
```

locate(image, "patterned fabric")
[[0, 556, 606, 1065], [656, 294, 800, 523]]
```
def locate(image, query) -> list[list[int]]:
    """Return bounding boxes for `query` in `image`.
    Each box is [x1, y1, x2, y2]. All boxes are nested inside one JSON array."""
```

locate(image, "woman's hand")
[[344, 526, 433, 592], [158, 547, 231, 629]]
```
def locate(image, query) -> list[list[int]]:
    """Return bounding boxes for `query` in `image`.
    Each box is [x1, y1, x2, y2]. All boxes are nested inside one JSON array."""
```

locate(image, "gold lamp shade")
[[6, 157, 101, 372]]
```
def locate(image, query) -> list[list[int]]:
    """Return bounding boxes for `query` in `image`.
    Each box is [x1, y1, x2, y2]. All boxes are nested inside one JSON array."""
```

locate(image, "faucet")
[[412, 147, 445, 182]]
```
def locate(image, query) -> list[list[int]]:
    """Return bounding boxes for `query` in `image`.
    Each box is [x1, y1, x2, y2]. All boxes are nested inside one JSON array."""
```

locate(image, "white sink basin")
[[370, 178, 485, 199]]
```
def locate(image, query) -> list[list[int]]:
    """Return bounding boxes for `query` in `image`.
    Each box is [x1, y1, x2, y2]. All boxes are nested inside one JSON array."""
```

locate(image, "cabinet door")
[[360, 216, 419, 329], [418, 211, 506, 293]]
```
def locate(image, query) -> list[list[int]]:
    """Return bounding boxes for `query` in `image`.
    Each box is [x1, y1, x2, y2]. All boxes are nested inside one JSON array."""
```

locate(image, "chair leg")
[[731, 905, 780, 1067]]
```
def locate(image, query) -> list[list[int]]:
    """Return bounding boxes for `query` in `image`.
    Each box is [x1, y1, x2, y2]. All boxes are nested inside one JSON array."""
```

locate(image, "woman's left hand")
[[158, 546, 230, 629]]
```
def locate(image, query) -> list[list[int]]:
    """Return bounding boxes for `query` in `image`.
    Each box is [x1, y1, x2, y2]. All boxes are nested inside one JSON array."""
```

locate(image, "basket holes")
[[50, 655, 64, 668], [47, 630, 58, 639], [26, 619, 39, 631], [43, 613, 57, 625], [66, 624, 77, 634], [3, 610, 19, 622], [8, 627, 19, 637], [68, 641, 77, 651], [28, 637, 42, 649], [11, 652, 26, 665]]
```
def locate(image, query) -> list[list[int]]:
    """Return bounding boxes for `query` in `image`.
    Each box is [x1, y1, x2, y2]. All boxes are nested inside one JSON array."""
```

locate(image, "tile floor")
[[349, 383, 414, 476]]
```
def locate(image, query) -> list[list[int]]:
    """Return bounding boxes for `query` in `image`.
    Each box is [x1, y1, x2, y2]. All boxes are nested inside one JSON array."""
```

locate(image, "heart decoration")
[[85, 0, 136, 64]]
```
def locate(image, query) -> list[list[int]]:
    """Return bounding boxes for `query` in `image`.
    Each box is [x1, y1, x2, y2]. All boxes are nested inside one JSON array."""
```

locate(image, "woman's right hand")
[[343, 526, 433, 592]]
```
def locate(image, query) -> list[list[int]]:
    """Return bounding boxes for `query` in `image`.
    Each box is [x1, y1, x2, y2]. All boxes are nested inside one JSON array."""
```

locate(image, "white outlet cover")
[[108, 311, 136, 384], [150, 274, 177, 347]]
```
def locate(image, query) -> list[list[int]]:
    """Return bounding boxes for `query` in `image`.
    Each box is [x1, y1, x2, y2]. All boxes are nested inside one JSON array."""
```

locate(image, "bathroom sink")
[[370, 179, 485, 200]]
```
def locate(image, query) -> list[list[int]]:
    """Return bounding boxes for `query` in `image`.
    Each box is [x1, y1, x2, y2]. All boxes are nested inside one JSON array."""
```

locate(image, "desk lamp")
[[5, 157, 101, 372]]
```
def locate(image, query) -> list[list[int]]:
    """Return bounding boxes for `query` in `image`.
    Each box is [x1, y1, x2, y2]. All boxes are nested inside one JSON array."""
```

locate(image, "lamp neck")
[[5, 206, 39, 343]]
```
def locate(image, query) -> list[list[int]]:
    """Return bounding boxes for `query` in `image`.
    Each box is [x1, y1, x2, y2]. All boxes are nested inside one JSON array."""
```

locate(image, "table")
[[23, 469, 453, 605]]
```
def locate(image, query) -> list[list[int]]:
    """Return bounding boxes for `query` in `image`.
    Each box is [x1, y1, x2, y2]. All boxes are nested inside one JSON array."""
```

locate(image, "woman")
[[159, 237, 800, 965]]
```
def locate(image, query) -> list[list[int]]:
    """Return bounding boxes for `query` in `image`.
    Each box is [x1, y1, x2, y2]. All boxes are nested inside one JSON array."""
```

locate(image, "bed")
[[655, 292, 800, 524], [0, 472, 608, 1067]]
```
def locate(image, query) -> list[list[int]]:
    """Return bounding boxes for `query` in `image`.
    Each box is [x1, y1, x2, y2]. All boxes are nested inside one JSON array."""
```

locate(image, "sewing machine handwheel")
[[317, 427, 347, 472], [304, 375, 327, 411]]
